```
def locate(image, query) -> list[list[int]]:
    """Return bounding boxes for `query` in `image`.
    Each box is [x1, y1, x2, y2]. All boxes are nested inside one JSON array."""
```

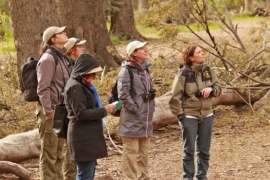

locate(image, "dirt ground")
[[95, 122, 270, 180], [1, 19, 270, 180], [1, 120, 269, 180]]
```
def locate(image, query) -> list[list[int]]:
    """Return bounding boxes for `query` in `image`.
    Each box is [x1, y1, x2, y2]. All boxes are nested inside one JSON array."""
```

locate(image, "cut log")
[[0, 129, 40, 162], [153, 91, 177, 130], [212, 88, 262, 106], [0, 161, 31, 180], [253, 89, 270, 110], [152, 88, 263, 130]]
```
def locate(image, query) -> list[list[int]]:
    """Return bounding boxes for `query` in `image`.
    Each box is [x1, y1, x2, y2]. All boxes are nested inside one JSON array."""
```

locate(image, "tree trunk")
[[132, 0, 139, 11], [0, 129, 40, 162], [266, 0, 270, 16], [9, 0, 59, 70], [110, 0, 146, 40], [140, 0, 148, 10], [0, 161, 31, 180], [244, 0, 253, 12], [57, 0, 120, 67]]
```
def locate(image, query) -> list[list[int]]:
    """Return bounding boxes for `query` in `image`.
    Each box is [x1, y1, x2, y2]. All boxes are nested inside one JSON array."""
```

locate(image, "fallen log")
[[0, 161, 31, 180], [153, 88, 263, 130], [0, 129, 40, 162]]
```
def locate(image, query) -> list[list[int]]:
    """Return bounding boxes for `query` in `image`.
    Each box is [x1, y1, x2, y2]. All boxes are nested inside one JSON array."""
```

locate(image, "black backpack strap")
[[45, 48, 59, 69], [45, 48, 68, 104], [125, 65, 139, 106], [126, 66, 134, 93]]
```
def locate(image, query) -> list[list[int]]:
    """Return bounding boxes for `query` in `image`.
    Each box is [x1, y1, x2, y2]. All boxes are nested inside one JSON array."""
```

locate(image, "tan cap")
[[64, 37, 86, 52], [42, 26, 66, 45], [126, 40, 148, 57]]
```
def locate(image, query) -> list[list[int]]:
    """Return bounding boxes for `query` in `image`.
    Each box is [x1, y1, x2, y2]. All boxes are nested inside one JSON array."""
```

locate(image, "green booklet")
[[112, 100, 123, 111]]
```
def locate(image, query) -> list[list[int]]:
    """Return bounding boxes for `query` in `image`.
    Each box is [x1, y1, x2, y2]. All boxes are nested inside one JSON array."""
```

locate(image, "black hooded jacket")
[[64, 54, 107, 162]]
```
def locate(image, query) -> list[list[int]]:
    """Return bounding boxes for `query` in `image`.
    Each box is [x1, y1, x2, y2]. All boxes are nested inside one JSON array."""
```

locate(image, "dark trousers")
[[179, 115, 213, 180], [76, 160, 96, 180]]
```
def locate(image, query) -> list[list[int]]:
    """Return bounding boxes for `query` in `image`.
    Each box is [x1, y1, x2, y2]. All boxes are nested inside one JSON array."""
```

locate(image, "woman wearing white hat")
[[117, 40, 155, 179], [36, 26, 69, 180]]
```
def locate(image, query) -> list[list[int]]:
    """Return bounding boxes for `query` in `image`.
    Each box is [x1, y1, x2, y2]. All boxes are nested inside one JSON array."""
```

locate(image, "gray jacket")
[[117, 61, 155, 138], [37, 46, 69, 115]]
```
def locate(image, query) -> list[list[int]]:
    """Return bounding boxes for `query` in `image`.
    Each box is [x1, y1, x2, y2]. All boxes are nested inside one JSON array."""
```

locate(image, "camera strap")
[[138, 72, 150, 92]]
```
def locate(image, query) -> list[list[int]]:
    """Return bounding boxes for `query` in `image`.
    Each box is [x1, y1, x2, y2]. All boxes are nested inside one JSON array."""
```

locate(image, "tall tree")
[[132, 0, 139, 11], [58, 0, 120, 67], [266, 0, 270, 15], [244, 0, 253, 12], [9, 0, 59, 70], [110, 0, 145, 40], [140, 0, 148, 10]]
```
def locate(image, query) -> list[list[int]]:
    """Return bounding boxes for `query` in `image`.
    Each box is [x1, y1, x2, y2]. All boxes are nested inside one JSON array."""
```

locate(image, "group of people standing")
[[34, 25, 221, 180]]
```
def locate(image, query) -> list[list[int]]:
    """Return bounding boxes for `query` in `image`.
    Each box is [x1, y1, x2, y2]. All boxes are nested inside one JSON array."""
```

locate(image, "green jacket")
[[169, 64, 222, 119]]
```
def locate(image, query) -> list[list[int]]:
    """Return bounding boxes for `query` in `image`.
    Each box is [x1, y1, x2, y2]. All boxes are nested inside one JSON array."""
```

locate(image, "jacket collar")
[[189, 63, 205, 73]]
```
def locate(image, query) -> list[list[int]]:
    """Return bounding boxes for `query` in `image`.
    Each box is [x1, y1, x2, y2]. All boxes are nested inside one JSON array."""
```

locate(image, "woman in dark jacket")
[[169, 44, 222, 180], [117, 40, 155, 179], [64, 54, 115, 180]]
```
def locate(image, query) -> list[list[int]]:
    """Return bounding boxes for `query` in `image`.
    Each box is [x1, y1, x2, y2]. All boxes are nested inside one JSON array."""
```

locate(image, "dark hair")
[[182, 44, 199, 67], [38, 34, 56, 55]]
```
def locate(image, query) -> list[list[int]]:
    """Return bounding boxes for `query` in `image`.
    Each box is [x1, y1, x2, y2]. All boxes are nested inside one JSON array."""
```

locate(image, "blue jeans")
[[76, 160, 96, 180], [179, 115, 213, 180]]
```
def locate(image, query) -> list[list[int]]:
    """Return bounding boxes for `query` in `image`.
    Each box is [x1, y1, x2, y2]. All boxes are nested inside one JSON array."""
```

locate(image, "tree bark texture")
[[267, 0, 270, 16], [110, 0, 146, 40], [9, 0, 59, 70], [244, 0, 253, 12], [132, 0, 139, 11], [58, 0, 120, 68], [0, 161, 31, 180], [140, 0, 148, 10], [0, 129, 40, 162]]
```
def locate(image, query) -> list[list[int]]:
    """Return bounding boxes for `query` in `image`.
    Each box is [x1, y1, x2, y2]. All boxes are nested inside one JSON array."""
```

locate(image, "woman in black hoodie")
[[64, 54, 115, 180]]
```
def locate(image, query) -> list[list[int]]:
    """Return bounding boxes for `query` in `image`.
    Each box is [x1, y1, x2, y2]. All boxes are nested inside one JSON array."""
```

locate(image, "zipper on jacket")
[[196, 72, 203, 117], [138, 63, 151, 137]]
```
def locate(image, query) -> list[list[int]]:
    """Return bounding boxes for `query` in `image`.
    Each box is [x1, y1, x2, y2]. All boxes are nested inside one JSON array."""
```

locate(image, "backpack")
[[19, 49, 59, 102], [108, 66, 134, 116]]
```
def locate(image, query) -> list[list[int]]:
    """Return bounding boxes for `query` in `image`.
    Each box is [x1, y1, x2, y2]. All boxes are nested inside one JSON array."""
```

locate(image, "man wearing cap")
[[62, 37, 86, 180], [117, 40, 155, 179], [64, 54, 116, 180], [64, 37, 86, 74], [35, 26, 69, 180]]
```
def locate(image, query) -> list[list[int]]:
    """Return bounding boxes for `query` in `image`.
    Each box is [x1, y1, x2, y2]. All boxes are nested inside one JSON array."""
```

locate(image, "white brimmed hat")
[[126, 40, 148, 57], [42, 26, 66, 45], [64, 37, 86, 52]]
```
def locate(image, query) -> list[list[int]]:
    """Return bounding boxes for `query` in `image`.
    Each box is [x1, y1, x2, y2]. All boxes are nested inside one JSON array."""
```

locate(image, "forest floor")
[[2, 111, 270, 180], [1, 18, 270, 180]]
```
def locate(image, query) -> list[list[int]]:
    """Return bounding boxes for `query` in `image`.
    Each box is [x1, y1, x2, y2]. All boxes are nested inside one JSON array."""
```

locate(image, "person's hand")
[[46, 113, 53, 121], [177, 114, 185, 122], [200, 87, 213, 98], [105, 104, 116, 114]]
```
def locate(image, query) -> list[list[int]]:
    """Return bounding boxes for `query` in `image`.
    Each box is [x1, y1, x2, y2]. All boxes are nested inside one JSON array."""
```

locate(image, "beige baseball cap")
[[64, 37, 87, 52], [42, 26, 66, 45], [126, 40, 148, 57]]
